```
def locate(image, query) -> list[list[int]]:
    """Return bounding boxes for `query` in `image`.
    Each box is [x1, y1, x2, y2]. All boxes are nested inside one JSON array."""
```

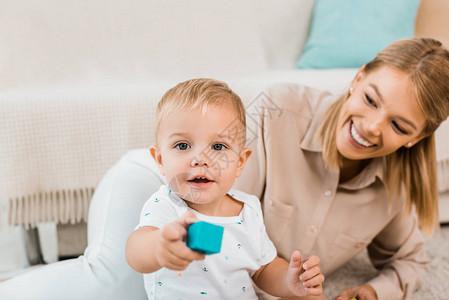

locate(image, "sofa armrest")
[[0, 149, 165, 300]]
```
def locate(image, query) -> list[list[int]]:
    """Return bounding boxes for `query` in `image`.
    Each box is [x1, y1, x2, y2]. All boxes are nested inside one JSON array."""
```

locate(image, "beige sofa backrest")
[[415, 0, 449, 47]]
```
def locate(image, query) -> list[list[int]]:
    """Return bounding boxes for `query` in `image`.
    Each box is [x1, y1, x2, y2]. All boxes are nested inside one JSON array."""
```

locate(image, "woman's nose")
[[364, 115, 383, 136]]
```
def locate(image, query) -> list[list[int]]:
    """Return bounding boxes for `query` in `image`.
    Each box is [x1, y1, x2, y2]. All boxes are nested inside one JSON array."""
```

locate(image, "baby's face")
[[151, 105, 251, 212]]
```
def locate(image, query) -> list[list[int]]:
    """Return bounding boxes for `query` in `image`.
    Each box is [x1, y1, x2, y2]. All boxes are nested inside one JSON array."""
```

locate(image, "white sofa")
[[0, 0, 448, 299]]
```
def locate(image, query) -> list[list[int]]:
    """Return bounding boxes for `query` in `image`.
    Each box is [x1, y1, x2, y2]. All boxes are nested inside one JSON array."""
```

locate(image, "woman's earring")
[[407, 142, 412, 147], [349, 87, 354, 94]]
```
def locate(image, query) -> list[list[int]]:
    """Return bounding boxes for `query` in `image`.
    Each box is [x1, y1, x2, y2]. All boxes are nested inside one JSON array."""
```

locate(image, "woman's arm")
[[365, 210, 427, 300], [252, 252, 324, 298]]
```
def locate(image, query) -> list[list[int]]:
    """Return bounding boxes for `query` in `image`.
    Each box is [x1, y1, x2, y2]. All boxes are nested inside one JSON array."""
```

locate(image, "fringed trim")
[[439, 159, 449, 193], [8, 188, 94, 229]]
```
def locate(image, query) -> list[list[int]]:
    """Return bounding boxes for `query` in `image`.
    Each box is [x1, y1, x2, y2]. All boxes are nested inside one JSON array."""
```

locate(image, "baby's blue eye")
[[212, 143, 226, 151], [175, 143, 190, 150]]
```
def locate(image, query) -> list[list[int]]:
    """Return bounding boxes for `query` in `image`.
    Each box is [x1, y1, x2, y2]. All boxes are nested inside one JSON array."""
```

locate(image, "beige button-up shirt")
[[234, 83, 428, 300]]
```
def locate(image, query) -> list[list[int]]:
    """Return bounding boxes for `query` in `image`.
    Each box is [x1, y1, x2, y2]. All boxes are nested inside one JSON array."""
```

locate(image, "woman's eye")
[[212, 143, 226, 151], [392, 121, 407, 134], [175, 143, 190, 150], [365, 94, 377, 108]]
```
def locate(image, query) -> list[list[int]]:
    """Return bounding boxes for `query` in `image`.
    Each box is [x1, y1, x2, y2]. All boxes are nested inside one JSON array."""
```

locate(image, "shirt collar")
[[338, 157, 386, 190]]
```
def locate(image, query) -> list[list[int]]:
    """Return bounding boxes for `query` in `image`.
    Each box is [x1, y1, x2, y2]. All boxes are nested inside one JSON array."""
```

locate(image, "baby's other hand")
[[286, 250, 324, 297], [156, 211, 205, 270]]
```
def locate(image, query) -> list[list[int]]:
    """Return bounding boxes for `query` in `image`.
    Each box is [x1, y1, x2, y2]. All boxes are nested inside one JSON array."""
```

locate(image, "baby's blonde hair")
[[155, 78, 246, 145]]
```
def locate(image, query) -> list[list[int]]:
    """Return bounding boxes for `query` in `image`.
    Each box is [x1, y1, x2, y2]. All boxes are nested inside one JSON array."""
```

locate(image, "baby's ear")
[[235, 148, 252, 178], [149, 145, 165, 175]]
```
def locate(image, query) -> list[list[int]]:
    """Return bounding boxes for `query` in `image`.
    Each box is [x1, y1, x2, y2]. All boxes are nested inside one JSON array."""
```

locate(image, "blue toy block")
[[186, 221, 224, 255]]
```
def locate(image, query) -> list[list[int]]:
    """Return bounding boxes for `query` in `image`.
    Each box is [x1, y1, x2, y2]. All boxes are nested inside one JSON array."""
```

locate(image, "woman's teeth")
[[351, 123, 374, 147]]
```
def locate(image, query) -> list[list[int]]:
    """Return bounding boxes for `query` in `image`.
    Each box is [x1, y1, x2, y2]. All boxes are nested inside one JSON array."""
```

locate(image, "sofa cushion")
[[296, 0, 420, 69]]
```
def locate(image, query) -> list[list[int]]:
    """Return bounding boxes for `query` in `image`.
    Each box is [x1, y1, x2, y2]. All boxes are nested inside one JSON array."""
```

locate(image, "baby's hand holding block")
[[187, 221, 224, 255]]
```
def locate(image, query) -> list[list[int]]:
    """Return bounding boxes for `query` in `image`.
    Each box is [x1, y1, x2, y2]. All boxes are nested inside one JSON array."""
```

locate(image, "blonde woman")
[[235, 38, 449, 300]]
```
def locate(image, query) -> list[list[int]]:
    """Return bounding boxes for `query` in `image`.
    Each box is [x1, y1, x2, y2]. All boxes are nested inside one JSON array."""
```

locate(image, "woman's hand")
[[336, 285, 378, 300], [286, 251, 324, 296], [155, 211, 205, 270]]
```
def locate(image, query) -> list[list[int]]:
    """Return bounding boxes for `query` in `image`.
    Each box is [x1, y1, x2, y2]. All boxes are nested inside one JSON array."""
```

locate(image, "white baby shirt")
[[137, 184, 277, 300]]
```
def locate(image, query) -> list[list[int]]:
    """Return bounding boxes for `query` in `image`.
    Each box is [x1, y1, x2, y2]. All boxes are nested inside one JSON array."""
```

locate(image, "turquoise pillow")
[[297, 0, 421, 69]]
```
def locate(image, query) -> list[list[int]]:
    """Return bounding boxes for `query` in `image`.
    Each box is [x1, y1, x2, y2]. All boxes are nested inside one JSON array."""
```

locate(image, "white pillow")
[[0, 0, 268, 88]]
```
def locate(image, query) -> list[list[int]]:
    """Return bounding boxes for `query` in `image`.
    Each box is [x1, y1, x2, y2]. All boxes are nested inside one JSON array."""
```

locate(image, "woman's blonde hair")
[[155, 78, 246, 145], [318, 38, 449, 235]]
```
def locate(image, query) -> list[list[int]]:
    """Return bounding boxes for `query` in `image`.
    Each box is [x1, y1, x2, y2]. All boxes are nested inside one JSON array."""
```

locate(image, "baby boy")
[[125, 78, 324, 299]]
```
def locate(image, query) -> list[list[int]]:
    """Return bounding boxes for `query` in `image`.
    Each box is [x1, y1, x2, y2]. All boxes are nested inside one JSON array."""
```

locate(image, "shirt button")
[[324, 190, 332, 197], [310, 225, 318, 233], [354, 242, 364, 249]]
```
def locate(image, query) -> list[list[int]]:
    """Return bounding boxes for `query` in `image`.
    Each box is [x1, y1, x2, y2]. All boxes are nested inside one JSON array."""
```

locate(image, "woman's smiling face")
[[336, 66, 427, 160]]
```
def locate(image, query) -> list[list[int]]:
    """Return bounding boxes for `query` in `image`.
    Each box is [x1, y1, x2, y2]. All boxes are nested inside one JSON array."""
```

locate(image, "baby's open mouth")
[[188, 176, 213, 183]]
